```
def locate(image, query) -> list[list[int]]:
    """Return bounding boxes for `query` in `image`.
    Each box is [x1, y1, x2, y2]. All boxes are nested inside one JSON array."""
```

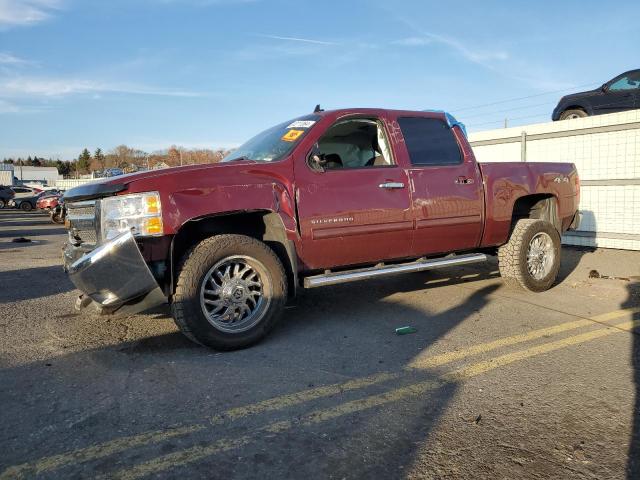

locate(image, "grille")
[[66, 200, 99, 246]]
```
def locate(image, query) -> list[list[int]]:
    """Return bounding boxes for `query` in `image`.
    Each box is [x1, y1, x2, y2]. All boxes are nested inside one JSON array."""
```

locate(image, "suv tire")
[[559, 109, 587, 120], [172, 234, 287, 350], [498, 219, 561, 292]]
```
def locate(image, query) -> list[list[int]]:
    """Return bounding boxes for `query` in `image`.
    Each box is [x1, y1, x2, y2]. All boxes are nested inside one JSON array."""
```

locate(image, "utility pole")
[[504, 118, 508, 129]]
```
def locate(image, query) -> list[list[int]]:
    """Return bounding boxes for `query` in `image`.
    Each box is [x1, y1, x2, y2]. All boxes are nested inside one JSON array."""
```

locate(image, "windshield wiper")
[[223, 155, 255, 163]]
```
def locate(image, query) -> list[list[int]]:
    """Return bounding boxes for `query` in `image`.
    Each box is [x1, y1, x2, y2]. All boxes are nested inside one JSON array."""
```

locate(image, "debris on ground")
[[588, 269, 630, 281], [395, 326, 417, 335]]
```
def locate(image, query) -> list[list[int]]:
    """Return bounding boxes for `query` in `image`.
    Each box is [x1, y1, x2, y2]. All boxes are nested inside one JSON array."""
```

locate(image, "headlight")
[[100, 191, 163, 241]]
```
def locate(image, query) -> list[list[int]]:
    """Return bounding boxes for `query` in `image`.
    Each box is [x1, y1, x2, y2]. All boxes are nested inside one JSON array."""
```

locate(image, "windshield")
[[223, 114, 320, 163]]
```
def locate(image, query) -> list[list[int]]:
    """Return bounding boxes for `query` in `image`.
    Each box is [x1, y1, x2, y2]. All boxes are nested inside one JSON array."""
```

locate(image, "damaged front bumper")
[[63, 230, 166, 315]]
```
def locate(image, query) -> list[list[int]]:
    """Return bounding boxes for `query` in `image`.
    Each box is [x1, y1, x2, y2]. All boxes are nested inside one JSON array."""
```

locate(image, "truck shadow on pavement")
[[0, 270, 500, 478], [0, 227, 66, 238], [0, 265, 74, 303], [626, 281, 640, 479]]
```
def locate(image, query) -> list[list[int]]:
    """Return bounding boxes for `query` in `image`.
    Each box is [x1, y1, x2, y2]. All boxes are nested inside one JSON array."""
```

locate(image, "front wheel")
[[559, 109, 587, 120], [171, 234, 287, 350], [51, 210, 64, 224], [0, 199, 5, 209], [20, 202, 33, 212], [498, 219, 561, 292]]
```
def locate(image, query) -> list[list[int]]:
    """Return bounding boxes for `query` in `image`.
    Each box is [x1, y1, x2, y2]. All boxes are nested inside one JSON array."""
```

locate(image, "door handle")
[[379, 182, 405, 189], [455, 176, 474, 185]]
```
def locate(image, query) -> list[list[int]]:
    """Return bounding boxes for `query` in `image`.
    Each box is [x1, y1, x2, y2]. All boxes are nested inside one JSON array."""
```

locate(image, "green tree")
[[90, 148, 106, 172], [77, 148, 92, 174]]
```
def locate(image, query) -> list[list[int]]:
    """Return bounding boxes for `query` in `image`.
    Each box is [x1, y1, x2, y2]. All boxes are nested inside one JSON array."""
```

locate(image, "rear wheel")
[[559, 109, 587, 120], [498, 219, 561, 292], [0, 199, 5, 209], [20, 202, 33, 212], [171, 234, 287, 350]]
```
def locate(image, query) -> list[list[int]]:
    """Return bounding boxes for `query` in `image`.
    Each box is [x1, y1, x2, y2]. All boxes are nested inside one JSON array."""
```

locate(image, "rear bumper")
[[63, 230, 166, 314]]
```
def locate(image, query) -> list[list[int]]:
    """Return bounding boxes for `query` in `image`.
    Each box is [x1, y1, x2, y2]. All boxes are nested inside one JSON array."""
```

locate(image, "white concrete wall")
[[468, 109, 640, 250], [0, 170, 12, 186]]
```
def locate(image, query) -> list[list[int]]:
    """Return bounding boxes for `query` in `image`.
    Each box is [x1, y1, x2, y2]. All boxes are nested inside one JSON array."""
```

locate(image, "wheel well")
[[561, 105, 587, 115], [169, 211, 297, 299], [511, 194, 560, 233]]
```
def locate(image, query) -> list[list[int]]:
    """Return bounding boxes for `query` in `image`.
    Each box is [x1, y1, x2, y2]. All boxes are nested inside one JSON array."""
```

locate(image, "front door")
[[394, 115, 484, 256], [294, 116, 413, 270], [592, 71, 640, 114]]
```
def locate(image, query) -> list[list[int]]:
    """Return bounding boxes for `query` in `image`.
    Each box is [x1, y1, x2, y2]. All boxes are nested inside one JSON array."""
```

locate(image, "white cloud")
[[0, 52, 30, 64], [0, 77, 205, 97], [392, 37, 432, 47], [256, 34, 337, 46], [0, 98, 47, 113], [393, 16, 509, 66], [0, 0, 61, 28], [0, 98, 20, 112]]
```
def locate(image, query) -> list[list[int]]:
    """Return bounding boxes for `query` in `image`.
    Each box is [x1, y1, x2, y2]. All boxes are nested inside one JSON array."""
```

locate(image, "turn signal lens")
[[144, 216, 163, 235], [145, 195, 160, 215]]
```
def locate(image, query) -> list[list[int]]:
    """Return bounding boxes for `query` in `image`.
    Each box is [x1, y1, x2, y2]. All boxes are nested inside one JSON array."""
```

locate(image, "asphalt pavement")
[[0, 209, 639, 479]]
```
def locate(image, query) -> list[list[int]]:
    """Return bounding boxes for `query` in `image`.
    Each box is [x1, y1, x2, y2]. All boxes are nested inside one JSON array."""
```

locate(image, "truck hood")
[[63, 161, 256, 202]]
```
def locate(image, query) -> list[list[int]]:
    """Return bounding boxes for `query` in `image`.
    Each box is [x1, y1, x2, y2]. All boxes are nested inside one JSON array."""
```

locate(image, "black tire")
[[20, 201, 33, 212], [171, 234, 287, 350], [51, 211, 64, 224], [0, 199, 5, 209], [559, 109, 587, 120], [498, 219, 561, 292]]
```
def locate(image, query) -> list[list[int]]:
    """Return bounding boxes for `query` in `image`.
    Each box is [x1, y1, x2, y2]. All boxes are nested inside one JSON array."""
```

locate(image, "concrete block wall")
[[468, 109, 640, 250]]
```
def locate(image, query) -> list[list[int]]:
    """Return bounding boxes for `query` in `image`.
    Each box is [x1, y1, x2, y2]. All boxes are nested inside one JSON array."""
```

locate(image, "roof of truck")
[[311, 108, 465, 134]]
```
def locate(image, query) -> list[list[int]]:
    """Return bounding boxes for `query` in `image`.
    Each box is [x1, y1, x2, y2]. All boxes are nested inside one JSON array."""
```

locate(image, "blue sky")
[[0, 0, 638, 160]]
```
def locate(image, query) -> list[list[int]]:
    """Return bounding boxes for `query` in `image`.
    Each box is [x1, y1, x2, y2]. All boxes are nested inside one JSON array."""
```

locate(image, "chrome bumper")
[[63, 230, 166, 315]]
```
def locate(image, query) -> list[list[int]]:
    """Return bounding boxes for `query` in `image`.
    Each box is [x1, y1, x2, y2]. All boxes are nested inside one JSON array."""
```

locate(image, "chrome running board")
[[303, 253, 488, 288]]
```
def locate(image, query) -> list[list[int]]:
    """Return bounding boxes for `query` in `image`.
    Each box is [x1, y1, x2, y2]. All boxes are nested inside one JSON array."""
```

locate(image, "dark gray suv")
[[552, 69, 640, 121]]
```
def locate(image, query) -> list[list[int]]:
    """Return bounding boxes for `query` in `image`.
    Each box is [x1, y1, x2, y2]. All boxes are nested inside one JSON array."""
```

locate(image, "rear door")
[[395, 115, 484, 256], [294, 115, 413, 270]]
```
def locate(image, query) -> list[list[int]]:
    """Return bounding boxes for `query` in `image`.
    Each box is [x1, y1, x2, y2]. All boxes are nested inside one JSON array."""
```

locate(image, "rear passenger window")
[[398, 117, 462, 166]]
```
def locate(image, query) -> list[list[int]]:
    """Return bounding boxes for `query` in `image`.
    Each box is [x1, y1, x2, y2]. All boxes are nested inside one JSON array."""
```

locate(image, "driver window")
[[609, 73, 640, 91], [313, 118, 394, 170]]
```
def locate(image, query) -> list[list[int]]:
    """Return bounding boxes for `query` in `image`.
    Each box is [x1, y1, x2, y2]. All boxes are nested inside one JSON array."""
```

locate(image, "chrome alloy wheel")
[[527, 232, 555, 280], [199, 255, 271, 333]]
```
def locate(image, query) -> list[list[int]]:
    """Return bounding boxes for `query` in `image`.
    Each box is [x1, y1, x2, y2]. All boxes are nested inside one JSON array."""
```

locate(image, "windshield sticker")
[[281, 129, 304, 142], [286, 120, 316, 129]]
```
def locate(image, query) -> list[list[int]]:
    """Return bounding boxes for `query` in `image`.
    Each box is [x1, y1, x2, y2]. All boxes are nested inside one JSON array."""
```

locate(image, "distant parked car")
[[36, 193, 62, 211], [104, 168, 124, 177], [11, 186, 42, 200], [0, 185, 15, 209], [553, 69, 640, 121], [8, 191, 45, 211]]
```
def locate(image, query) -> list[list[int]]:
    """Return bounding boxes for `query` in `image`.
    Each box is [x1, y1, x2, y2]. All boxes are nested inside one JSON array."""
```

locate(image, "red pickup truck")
[[63, 108, 580, 349]]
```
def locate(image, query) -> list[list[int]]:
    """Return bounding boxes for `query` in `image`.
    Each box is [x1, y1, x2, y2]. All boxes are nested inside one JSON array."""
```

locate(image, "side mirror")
[[600, 84, 608, 93]]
